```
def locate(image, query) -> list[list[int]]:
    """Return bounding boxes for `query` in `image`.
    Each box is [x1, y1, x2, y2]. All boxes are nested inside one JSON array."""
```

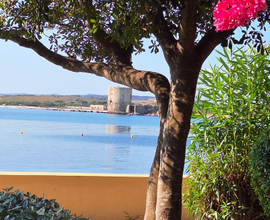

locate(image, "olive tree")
[[1, 0, 270, 219]]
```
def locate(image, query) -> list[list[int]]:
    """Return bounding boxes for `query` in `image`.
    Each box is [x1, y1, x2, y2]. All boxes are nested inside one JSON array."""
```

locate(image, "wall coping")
[[0, 172, 188, 178]]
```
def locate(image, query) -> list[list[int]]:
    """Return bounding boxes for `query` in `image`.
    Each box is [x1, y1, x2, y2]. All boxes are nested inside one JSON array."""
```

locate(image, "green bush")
[[183, 46, 270, 219], [41, 101, 56, 107], [54, 100, 66, 107], [250, 132, 270, 216], [0, 187, 89, 220]]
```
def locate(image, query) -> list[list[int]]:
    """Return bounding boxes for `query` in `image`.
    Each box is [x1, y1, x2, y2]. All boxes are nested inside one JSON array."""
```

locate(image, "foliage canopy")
[[1, 0, 270, 63]]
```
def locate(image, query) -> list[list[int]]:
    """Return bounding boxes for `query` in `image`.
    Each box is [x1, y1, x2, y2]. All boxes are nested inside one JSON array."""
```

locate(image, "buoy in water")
[[80, 133, 83, 136], [20, 131, 23, 135], [130, 135, 133, 138]]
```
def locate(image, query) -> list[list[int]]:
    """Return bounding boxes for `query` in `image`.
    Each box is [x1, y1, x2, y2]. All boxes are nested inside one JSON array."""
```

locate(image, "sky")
[[0, 25, 269, 96], [0, 39, 170, 96]]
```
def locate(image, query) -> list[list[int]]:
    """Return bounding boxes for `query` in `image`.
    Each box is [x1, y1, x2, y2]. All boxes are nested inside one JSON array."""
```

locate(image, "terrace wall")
[[0, 172, 192, 220]]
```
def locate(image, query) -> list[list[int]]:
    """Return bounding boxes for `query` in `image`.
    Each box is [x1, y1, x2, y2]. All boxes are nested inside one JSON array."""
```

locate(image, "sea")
[[0, 107, 189, 174]]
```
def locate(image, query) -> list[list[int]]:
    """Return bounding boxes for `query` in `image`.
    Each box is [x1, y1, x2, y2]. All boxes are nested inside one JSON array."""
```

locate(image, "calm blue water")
[[0, 107, 189, 174]]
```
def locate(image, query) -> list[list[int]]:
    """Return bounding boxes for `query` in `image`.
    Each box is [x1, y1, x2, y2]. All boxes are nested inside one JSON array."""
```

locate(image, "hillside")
[[0, 95, 106, 108], [0, 95, 156, 108]]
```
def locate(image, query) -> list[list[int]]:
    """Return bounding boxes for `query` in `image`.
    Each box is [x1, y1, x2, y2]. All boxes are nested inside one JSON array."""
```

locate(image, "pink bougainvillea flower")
[[213, 0, 267, 32]]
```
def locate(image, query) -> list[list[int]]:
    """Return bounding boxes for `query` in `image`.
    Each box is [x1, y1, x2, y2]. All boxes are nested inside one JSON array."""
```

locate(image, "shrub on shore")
[[0, 187, 89, 220]]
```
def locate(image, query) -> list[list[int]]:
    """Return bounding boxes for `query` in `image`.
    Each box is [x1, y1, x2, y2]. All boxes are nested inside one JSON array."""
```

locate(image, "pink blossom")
[[213, 0, 267, 32]]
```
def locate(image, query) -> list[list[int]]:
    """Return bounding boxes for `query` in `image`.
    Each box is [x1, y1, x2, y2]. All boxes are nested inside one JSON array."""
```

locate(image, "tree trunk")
[[144, 85, 170, 220], [144, 129, 163, 220], [155, 57, 202, 220]]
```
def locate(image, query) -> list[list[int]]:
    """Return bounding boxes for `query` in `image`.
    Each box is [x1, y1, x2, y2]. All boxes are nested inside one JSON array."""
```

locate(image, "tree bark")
[[155, 53, 202, 219], [144, 83, 169, 220]]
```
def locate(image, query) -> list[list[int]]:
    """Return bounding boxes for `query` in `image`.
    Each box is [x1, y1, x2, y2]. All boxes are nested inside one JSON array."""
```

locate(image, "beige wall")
[[90, 105, 106, 111], [0, 172, 192, 220]]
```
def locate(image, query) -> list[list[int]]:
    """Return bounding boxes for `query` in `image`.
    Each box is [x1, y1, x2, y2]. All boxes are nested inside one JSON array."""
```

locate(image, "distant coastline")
[[0, 105, 160, 116], [0, 94, 158, 116], [0, 105, 107, 113]]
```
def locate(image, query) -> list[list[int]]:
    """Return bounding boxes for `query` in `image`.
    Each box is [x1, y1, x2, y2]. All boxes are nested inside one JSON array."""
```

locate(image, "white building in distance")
[[107, 87, 132, 114]]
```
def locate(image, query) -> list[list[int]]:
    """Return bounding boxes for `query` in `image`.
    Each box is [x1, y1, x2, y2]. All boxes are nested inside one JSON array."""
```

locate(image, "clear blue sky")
[[0, 25, 269, 96]]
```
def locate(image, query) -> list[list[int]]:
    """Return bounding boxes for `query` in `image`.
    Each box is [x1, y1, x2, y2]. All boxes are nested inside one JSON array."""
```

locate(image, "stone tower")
[[108, 87, 132, 114]]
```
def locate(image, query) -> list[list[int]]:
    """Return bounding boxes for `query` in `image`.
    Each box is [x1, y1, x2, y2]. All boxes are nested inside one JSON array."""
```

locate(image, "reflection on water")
[[104, 144, 130, 171], [106, 125, 131, 134]]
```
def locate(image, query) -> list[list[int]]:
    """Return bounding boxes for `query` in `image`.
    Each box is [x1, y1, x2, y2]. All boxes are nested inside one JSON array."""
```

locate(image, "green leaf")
[[26, 214, 34, 219], [89, 19, 96, 23], [36, 207, 45, 216], [15, 190, 20, 196], [93, 27, 98, 34]]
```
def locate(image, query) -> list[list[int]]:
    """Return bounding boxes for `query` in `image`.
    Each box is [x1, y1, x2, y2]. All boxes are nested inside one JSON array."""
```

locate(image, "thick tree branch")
[[0, 31, 169, 103], [80, 0, 133, 66], [178, 0, 197, 52], [153, 7, 177, 50], [84, 20, 132, 66], [195, 27, 234, 64], [144, 84, 169, 220], [142, 0, 177, 58]]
